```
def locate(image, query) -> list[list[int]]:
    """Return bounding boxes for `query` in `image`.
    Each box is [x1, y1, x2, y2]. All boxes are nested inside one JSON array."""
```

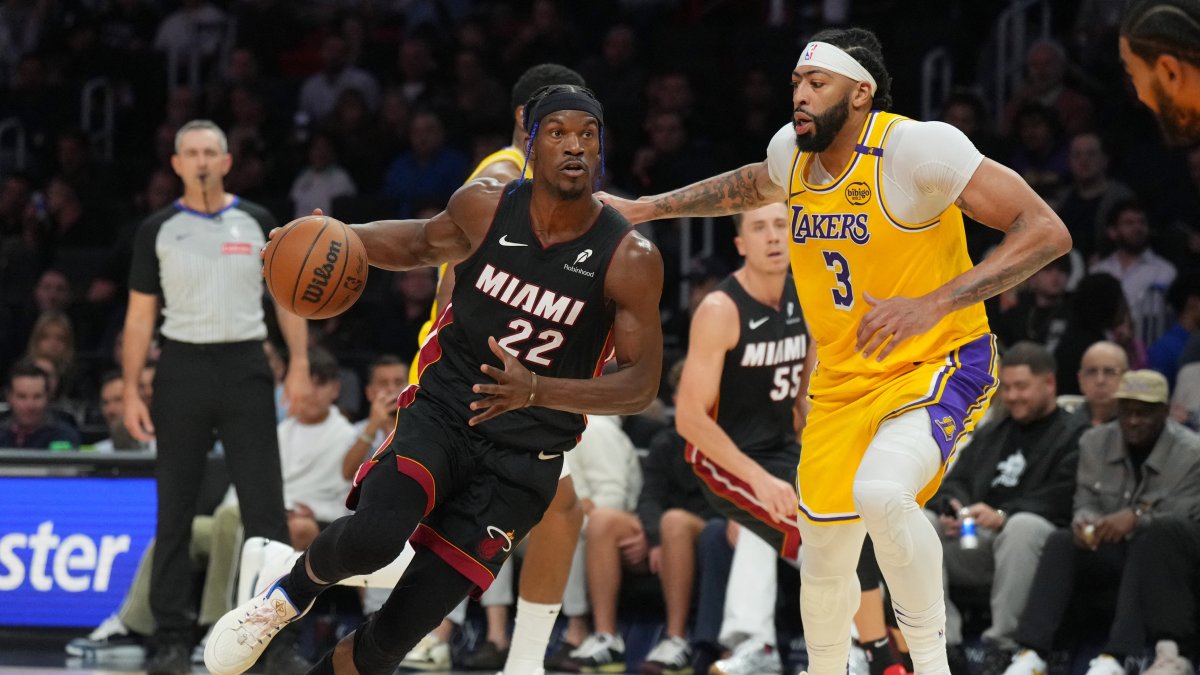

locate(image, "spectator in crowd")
[[577, 24, 645, 156], [1052, 132, 1136, 262], [1073, 341, 1130, 428], [928, 342, 1086, 669], [0, 172, 32, 238], [1091, 199, 1177, 346], [390, 36, 439, 106], [381, 109, 469, 218], [1005, 39, 1095, 136], [322, 88, 394, 193], [555, 414, 644, 672], [288, 131, 356, 219], [298, 34, 380, 123], [342, 354, 410, 480], [93, 369, 146, 452], [629, 109, 719, 195], [1007, 103, 1072, 199], [941, 89, 1005, 161], [1055, 273, 1133, 394], [994, 255, 1072, 350], [1149, 273, 1200, 387], [1002, 370, 1200, 675], [152, 0, 228, 68], [0, 358, 81, 449], [446, 47, 509, 137]]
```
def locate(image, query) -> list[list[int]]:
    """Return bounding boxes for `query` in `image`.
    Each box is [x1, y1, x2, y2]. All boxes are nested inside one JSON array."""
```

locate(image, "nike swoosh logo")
[[499, 235, 528, 247], [749, 317, 770, 330], [537, 451, 562, 460]]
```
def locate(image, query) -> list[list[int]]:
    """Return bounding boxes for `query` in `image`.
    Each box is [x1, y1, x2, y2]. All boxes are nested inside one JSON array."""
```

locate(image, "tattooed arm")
[[856, 158, 1071, 359], [597, 161, 787, 224], [938, 158, 1072, 310]]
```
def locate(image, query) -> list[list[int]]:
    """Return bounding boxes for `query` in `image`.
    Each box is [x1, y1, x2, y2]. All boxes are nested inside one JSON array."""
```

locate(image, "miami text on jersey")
[[740, 335, 808, 367], [474, 263, 587, 326]]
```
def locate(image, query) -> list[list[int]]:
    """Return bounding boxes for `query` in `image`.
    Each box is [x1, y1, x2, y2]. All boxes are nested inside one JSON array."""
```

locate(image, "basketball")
[[263, 214, 368, 319]]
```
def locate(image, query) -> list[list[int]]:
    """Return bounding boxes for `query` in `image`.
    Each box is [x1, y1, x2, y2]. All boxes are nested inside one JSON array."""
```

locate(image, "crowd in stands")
[[4, 1, 1200, 674]]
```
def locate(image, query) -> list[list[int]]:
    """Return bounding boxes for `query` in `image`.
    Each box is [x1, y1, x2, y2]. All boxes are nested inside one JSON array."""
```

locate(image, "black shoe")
[[978, 642, 1015, 675], [947, 644, 971, 675], [462, 640, 509, 670], [545, 641, 582, 673], [261, 639, 313, 675], [146, 641, 191, 675], [692, 642, 724, 675]]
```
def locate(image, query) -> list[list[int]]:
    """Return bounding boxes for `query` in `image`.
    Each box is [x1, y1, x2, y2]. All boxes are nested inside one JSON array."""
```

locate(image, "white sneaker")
[[203, 577, 313, 675], [570, 632, 627, 672], [1143, 640, 1196, 675], [1002, 649, 1048, 675], [399, 633, 452, 671], [1085, 654, 1126, 675], [643, 635, 693, 674], [64, 613, 143, 660], [711, 641, 782, 675]]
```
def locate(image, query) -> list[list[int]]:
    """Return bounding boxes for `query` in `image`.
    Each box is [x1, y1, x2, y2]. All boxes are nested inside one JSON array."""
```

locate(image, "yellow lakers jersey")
[[409, 146, 529, 384], [784, 111, 989, 399]]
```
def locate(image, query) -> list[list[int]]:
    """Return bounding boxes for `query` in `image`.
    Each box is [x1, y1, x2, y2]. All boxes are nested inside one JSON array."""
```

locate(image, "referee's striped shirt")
[[129, 198, 277, 344]]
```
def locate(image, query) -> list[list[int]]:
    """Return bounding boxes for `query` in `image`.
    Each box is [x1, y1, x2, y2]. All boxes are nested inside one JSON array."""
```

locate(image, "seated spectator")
[[1055, 273, 1132, 394], [342, 354, 410, 480], [1091, 200, 1177, 346], [1148, 273, 1200, 388], [93, 370, 148, 452], [0, 358, 81, 449], [25, 310, 80, 398], [1072, 341, 1129, 428], [1007, 103, 1071, 199], [288, 131, 357, 219], [382, 110, 469, 218], [926, 342, 1085, 668], [1004, 39, 1094, 137], [555, 414, 643, 672], [297, 34, 380, 123], [1052, 133, 1135, 262], [994, 256, 1071, 350], [1002, 371, 1200, 675]]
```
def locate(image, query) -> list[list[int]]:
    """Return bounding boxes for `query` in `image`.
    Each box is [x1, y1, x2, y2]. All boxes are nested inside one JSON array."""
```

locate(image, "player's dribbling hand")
[[750, 471, 798, 523], [856, 292, 944, 361], [469, 336, 536, 426], [259, 208, 324, 266]]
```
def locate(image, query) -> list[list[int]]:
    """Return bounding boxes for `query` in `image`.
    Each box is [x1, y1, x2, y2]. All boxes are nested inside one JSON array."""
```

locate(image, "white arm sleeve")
[[880, 120, 984, 225], [765, 123, 797, 189]]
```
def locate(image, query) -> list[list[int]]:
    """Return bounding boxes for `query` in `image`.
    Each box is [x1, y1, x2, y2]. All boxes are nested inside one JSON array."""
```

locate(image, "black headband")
[[524, 90, 604, 132]]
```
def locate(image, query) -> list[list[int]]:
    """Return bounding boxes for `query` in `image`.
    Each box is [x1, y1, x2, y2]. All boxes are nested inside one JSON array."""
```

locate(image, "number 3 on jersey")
[[497, 318, 565, 366], [822, 250, 854, 310]]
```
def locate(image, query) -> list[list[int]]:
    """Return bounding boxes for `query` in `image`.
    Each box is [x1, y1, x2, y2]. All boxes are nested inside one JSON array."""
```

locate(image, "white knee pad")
[[852, 479, 917, 568], [799, 568, 861, 634]]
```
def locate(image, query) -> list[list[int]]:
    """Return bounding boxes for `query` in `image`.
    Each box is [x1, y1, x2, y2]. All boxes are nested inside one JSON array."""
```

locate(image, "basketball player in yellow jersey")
[[404, 64, 589, 675], [599, 26, 1071, 675]]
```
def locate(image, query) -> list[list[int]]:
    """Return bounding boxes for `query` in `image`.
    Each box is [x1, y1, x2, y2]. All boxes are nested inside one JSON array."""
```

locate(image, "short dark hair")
[[308, 346, 339, 383], [808, 27, 894, 111], [1122, 0, 1200, 68], [512, 64, 585, 112], [1167, 272, 1200, 313], [8, 358, 49, 389], [100, 370, 123, 387], [367, 354, 406, 381], [1106, 198, 1145, 228], [1001, 341, 1057, 375]]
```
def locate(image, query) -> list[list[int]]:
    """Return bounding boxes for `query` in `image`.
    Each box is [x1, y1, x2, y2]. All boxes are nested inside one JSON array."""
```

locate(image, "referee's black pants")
[[149, 339, 289, 637]]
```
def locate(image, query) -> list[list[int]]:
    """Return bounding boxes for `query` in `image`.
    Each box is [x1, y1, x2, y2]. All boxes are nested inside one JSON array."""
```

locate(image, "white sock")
[[502, 598, 561, 675]]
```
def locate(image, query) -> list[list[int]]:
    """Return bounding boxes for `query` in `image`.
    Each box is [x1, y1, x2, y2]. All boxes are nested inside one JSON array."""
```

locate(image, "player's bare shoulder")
[[444, 177, 508, 244], [607, 229, 662, 286]]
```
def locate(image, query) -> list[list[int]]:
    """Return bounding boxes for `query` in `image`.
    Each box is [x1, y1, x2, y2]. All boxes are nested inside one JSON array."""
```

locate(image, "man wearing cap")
[[206, 84, 665, 675], [1001, 370, 1200, 675], [599, 25, 1071, 675]]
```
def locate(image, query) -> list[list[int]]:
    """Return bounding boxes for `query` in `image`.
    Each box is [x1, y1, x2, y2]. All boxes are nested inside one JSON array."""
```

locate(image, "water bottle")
[[958, 507, 978, 549]]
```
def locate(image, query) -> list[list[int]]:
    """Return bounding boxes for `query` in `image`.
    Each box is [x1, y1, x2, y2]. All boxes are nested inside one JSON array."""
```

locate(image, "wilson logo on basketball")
[[302, 239, 343, 303], [845, 181, 872, 205]]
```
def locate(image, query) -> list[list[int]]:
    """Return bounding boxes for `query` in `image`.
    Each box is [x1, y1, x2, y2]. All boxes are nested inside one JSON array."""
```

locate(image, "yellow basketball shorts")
[[797, 334, 998, 524]]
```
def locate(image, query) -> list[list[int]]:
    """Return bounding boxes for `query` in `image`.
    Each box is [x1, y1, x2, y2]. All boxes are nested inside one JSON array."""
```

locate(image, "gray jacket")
[[1074, 420, 1200, 527]]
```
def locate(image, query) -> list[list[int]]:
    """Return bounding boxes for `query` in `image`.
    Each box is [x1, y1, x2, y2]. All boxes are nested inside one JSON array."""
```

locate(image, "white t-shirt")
[[278, 407, 357, 523], [765, 118, 984, 225]]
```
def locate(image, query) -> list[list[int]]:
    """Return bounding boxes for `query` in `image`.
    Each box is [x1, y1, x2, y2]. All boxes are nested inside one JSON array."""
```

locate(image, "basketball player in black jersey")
[[205, 85, 663, 675], [676, 202, 906, 675]]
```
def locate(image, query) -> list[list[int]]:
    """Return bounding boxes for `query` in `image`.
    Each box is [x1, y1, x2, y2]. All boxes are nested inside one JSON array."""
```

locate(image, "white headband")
[[796, 41, 878, 96]]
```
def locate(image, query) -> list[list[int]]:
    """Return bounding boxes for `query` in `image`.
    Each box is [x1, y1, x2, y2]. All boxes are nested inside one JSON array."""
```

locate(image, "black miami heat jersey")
[[713, 275, 809, 457], [416, 181, 632, 454]]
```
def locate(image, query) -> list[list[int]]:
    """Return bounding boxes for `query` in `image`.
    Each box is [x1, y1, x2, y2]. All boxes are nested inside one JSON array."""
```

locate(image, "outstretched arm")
[[599, 161, 786, 225], [346, 179, 506, 271], [856, 158, 1072, 359], [468, 232, 665, 422]]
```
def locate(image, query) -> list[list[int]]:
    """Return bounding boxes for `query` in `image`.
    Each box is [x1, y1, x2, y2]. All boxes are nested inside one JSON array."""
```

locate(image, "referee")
[[121, 119, 310, 673]]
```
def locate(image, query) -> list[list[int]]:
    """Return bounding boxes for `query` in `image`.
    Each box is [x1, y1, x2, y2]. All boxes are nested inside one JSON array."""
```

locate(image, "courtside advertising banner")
[[0, 477, 155, 627]]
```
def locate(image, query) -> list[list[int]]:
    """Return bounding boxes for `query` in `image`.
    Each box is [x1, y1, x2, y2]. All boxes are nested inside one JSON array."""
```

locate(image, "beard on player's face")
[[1153, 79, 1200, 147], [795, 92, 852, 153]]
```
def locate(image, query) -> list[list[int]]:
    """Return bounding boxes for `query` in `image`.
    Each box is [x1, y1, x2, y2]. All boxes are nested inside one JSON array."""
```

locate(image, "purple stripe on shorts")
[[923, 334, 998, 461]]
